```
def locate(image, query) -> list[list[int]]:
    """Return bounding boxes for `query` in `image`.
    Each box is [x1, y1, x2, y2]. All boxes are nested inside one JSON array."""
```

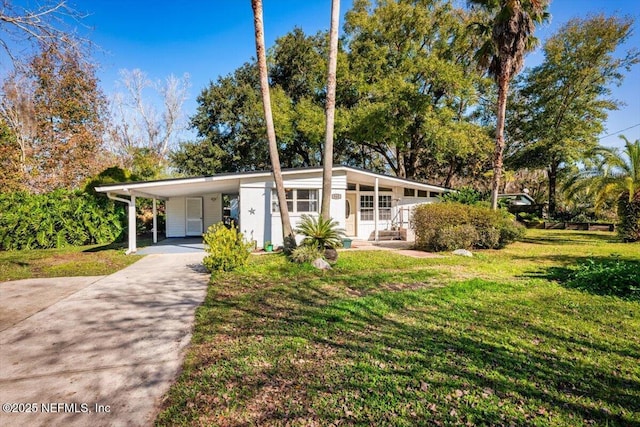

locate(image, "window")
[[360, 195, 374, 220], [379, 195, 392, 220], [404, 188, 415, 197], [360, 194, 392, 221], [429, 191, 440, 198], [417, 190, 428, 197], [296, 189, 318, 212], [272, 189, 318, 213]]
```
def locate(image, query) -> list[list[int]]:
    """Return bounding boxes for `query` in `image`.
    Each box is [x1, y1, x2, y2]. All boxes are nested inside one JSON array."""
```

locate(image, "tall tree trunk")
[[321, 0, 340, 220], [491, 74, 509, 210], [548, 159, 558, 218], [251, 0, 295, 249]]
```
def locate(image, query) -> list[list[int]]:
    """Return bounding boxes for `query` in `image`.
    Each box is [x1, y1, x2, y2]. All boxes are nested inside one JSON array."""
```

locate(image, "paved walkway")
[[0, 253, 208, 427]]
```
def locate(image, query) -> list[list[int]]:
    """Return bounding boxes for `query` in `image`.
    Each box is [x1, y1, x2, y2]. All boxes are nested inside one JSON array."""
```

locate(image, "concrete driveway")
[[0, 252, 208, 427]]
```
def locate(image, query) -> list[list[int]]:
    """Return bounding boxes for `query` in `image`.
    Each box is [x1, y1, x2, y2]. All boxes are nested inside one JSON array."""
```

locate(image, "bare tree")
[[0, 0, 88, 66], [0, 72, 35, 179], [251, 0, 295, 249], [107, 68, 190, 165], [320, 0, 341, 220]]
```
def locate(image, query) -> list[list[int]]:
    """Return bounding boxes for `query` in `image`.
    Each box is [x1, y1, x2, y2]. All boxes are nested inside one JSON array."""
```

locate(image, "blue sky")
[[12, 1, 640, 149]]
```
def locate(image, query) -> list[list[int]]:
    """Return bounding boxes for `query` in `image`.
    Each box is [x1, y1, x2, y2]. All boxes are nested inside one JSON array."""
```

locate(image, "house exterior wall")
[[202, 193, 223, 232], [166, 197, 186, 237], [239, 172, 348, 249], [166, 194, 222, 237]]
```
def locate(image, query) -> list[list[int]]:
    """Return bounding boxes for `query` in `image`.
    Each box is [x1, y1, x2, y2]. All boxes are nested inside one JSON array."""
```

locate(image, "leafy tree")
[[169, 140, 226, 176], [468, 0, 549, 209], [181, 29, 357, 175], [344, 0, 493, 182], [251, 0, 295, 250], [180, 2, 491, 186], [0, 43, 108, 191], [184, 61, 271, 174], [507, 15, 639, 216]]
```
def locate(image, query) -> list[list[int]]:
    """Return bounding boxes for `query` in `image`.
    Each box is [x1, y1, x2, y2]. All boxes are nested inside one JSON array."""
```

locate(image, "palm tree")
[[565, 136, 640, 241], [567, 136, 639, 204], [469, 0, 549, 209], [251, 0, 295, 249], [321, 0, 341, 220]]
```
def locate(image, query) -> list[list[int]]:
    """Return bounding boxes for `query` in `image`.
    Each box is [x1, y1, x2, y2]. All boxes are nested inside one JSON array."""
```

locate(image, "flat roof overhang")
[[95, 166, 451, 199]]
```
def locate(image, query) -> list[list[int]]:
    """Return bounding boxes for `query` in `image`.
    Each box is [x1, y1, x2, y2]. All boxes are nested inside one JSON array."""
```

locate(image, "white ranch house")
[[96, 166, 450, 253]]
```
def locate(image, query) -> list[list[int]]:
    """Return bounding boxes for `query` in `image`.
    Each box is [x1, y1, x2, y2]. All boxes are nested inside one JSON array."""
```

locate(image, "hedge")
[[411, 202, 525, 252], [0, 190, 124, 250]]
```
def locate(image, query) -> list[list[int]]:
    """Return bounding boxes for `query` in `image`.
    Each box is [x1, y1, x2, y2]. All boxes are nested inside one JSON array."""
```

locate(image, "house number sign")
[[331, 194, 342, 200]]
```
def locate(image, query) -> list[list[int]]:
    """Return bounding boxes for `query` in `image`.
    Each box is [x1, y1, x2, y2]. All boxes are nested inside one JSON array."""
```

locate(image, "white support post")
[[152, 198, 157, 244], [374, 177, 379, 242], [128, 195, 137, 254]]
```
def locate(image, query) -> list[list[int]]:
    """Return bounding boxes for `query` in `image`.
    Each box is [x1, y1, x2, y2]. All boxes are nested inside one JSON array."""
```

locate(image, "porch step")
[[374, 229, 407, 241]]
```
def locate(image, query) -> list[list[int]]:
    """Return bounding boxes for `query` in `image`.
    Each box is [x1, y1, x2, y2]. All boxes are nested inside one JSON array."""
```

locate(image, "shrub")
[[565, 258, 640, 301], [438, 186, 486, 205], [411, 202, 524, 252], [475, 227, 501, 249], [498, 220, 526, 247], [617, 191, 640, 242], [431, 224, 478, 251], [289, 245, 324, 264], [202, 223, 252, 273], [295, 214, 345, 249], [0, 190, 124, 250]]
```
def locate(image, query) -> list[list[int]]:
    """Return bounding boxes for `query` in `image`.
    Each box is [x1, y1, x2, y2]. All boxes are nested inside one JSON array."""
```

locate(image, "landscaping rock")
[[452, 249, 473, 257], [324, 248, 338, 263], [312, 258, 332, 270]]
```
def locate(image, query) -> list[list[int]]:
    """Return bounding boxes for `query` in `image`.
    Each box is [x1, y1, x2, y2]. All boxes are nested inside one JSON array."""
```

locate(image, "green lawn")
[[0, 242, 141, 281], [156, 230, 640, 426]]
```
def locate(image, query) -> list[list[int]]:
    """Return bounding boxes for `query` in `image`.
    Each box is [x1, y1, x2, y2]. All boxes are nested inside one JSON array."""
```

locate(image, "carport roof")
[[95, 166, 451, 199]]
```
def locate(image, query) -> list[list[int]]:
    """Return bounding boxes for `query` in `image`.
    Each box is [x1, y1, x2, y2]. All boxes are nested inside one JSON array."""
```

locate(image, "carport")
[[96, 173, 245, 254], [136, 237, 205, 255]]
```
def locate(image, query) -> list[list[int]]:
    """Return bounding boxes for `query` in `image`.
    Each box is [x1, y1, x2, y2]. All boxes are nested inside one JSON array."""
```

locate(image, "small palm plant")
[[295, 214, 346, 249], [295, 215, 346, 262]]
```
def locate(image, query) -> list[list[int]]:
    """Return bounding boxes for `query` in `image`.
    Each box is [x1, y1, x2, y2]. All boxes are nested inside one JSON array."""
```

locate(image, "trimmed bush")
[[431, 224, 478, 251], [411, 202, 524, 252], [202, 222, 252, 273], [0, 190, 124, 250]]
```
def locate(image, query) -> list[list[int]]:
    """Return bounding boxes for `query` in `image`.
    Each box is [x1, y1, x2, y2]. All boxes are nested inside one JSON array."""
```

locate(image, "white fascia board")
[[334, 166, 450, 192]]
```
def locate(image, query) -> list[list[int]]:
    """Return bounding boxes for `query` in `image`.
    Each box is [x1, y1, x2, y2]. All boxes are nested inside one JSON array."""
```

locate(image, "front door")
[[186, 197, 203, 236], [345, 193, 356, 236]]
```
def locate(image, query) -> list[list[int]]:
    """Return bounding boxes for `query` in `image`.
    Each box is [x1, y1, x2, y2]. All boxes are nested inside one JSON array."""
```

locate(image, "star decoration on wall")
[[248, 208, 256, 215]]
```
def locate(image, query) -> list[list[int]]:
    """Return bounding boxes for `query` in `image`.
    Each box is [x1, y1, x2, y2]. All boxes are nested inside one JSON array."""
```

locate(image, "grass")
[[0, 241, 141, 281], [156, 230, 640, 426]]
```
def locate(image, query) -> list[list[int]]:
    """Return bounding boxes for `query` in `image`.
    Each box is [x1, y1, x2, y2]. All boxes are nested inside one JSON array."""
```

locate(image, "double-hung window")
[[360, 194, 393, 221], [360, 195, 374, 220], [379, 195, 392, 220], [272, 189, 318, 213]]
